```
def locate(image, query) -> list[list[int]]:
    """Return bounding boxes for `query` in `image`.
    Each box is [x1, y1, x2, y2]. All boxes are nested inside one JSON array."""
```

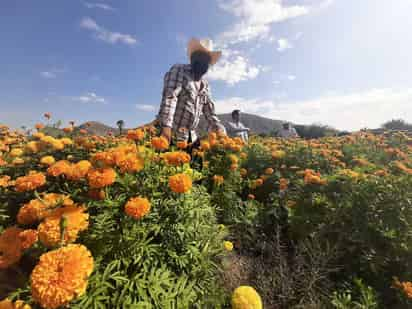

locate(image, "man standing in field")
[[277, 122, 299, 139], [156, 38, 226, 145], [227, 110, 250, 143]]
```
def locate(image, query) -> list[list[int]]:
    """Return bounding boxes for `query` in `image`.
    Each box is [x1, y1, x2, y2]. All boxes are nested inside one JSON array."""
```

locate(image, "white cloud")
[[215, 88, 412, 131], [136, 104, 156, 112], [207, 49, 261, 85], [277, 38, 293, 52], [217, 0, 309, 45], [84, 2, 115, 11], [41, 71, 56, 79], [76, 92, 107, 104], [80, 17, 137, 45], [287, 75, 296, 81]]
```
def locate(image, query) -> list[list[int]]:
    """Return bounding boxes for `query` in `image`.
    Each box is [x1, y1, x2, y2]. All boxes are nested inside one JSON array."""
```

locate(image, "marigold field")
[[1, 120, 412, 308]]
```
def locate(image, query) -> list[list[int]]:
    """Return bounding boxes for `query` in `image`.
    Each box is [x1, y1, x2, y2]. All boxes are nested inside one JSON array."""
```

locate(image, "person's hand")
[[161, 127, 172, 142]]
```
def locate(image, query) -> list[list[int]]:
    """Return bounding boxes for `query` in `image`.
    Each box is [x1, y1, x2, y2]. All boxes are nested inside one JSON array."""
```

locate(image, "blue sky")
[[1, 0, 412, 131]]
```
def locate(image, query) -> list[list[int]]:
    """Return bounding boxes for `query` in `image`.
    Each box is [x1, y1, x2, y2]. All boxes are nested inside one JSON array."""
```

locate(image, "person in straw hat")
[[156, 38, 226, 145]]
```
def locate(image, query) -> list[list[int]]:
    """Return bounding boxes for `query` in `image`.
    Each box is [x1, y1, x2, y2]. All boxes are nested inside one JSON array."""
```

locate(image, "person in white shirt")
[[227, 110, 250, 143], [277, 122, 299, 139]]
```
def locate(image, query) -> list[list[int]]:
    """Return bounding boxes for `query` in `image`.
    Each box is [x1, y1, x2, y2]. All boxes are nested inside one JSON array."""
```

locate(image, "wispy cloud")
[[215, 88, 412, 131], [80, 17, 137, 46], [84, 2, 115, 11], [207, 48, 261, 85], [287, 75, 296, 81], [75, 92, 107, 104], [40, 71, 57, 79], [216, 0, 309, 46], [136, 104, 156, 112]]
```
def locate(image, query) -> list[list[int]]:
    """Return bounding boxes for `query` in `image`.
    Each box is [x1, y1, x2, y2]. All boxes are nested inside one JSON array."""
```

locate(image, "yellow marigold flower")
[[0, 157, 6, 167], [213, 175, 224, 186], [394, 161, 412, 175], [176, 140, 188, 149], [40, 156, 55, 166], [151, 136, 169, 151], [224, 240, 233, 251], [169, 173, 192, 193], [66, 160, 92, 181], [228, 154, 239, 164], [240, 152, 247, 159], [304, 169, 327, 185], [9, 148, 23, 157], [200, 140, 211, 151], [14, 172, 46, 192], [87, 168, 116, 188], [162, 152, 190, 166], [0, 226, 23, 269], [124, 197, 151, 220], [338, 169, 360, 179], [272, 150, 286, 160], [279, 178, 289, 191], [51, 140, 64, 150], [0, 176, 11, 188], [17, 193, 74, 225], [60, 137, 73, 145], [31, 244, 94, 309], [18, 229, 38, 250], [265, 168, 274, 175], [38, 205, 89, 248], [32, 132, 45, 139], [127, 129, 145, 141], [12, 158, 25, 165], [47, 160, 71, 177], [231, 286, 262, 309]]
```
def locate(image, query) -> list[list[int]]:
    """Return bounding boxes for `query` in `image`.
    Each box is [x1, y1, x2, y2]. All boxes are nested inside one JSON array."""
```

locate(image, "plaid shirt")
[[157, 64, 225, 141]]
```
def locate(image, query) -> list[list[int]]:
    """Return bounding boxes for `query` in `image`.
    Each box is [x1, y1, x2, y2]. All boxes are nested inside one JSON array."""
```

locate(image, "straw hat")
[[187, 38, 222, 65]]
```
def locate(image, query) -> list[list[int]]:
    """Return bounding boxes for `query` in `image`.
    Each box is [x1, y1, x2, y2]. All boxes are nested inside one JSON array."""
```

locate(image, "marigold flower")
[[231, 286, 262, 309], [169, 173, 192, 193], [304, 169, 327, 185], [0, 227, 23, 269], [224, 240, 233, 251], [124, 197, 151, 220], [213, 175, 224, 186], [38, 205, 89, 248], [279, 178, 289, 191], [35, 123, 45, 130], [66, 160, 92, 181], [176, 140, 188, 149], [228, 154, 239, 164], [393, 277, 412, 299], [87, 189, 106, 200], [31, 244, 94, 309], [230, 164, 238, 171], [47, 160, 71, 177], [0, 176, 11, 188], [151, 136, 169, 151], [265, 168, 274, 175], [200, 140, 210, 151], [60, 137, 73, 145], [127, 129, 145, 141], [18, 229, 38, 250], [9, 148, 23, 157], [63, 127, 73, 133], [272, 150, 286, 160], [40, 156, 55, 166], [14, 172, 46, 192], [17, 193, 74, 225], [12, 158, 25, 165], [87, 168, 116, 188], [162, 152, 191, 166], [0, 298, 31, 309]]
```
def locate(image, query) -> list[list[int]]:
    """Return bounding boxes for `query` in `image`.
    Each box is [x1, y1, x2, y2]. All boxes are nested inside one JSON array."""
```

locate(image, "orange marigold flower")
[[200, 140, 211, 151], [66, 160, 92, 181], [0, 298, 31, 309], [230, 164, 238, 171], [25, 141, 40, 153], [87, 189, 106, 200], [304, 169, 327, 185], [40, 156, 55, 166], [47, 160, 71, 177], [169, 173, 192, 193], [14, 172, 46, 192], [17, 193, 74, 225], [213, 175, 224, 186], [0, 176, 11, 188], [0, 226, 23, 269], [79, 129, 87, 135], [176, 140, 188, 149], [151, 136, 169, 151], [124, 197, 151, 220], [9, 148, 24, 157], [265, 168, 274, 175], [31, 244, 94, 309], [38, 205, 89, 248], [279, 178, 289, 191], [393, 277, 412, 299], [116, 154, 144, 173], [272, 150, 286, 160], [35, 123, 45, 130], [87, 168, 116, 189], [162, 152, 191, 166], [18, 229, 38, 250], [127, 129, 145, 141], [63, 127, 73, 133]]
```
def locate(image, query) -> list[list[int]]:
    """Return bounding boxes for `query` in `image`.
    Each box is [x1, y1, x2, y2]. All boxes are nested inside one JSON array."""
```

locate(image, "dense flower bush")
[[1, 120, 412, 308]]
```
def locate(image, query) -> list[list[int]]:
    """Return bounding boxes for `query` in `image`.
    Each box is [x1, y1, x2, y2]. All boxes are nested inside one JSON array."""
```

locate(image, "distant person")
[[156, 38, 226, 145], [227, 110, 250, 143], [278, 122, 299, 139]]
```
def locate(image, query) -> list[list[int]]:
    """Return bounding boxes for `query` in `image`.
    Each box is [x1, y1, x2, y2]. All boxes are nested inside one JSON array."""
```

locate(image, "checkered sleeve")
[[203, 84, 226, 134], [158, 65, 184, 128]]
